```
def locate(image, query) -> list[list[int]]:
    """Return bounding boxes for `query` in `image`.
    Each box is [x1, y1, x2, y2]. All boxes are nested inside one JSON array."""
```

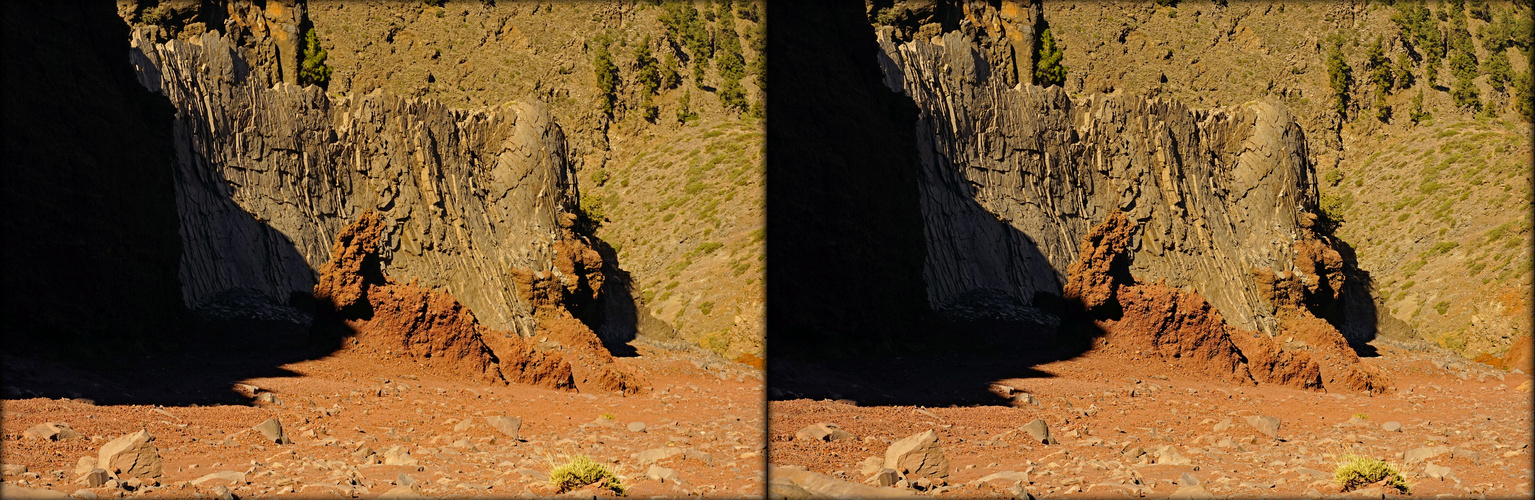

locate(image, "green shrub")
[[1319, 193, 1348, 229], [662, 52, 682, 90], [1333, 455, 1410, 494], [1324, 169, 1344, 186], [548, 455, 625, 495], [1034, 28, 1068, 87], [592, 38, 619, 116], [299, 28, 332, 87], [576, 195, 606, 233], [1326, 41, 1353, 119], [698, 301, 715, 315], [1409, 90, 1432, 124], [634, 36, 661, 98], [716, 10, 749, 112]]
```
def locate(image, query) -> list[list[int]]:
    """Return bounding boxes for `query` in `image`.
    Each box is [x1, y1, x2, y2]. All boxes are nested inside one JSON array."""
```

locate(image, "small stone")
[[190, 471, 246, 486], [1423, 463, 1454, 480], [627, 422, 647, 433], [1212, 418, 1233, 433], [3, 464, 27, 476], [794, 423, 854, 442], [208, 485, 234, 500], [858, 456, 884, 476], [252, 418, 291, 445], [71, 489, 97, 500], [872, 468, 900, 487], [1243, 415, 1281, 439], [1381, 421, 1401, 432], [73, 457, 97, 476], [397, 473, 417, 487], [484, 416, 521, 440], [1403, 446, 1448, 465], [646, 464, 681, 484], [452, 419, 472, 432], [382, 446, 418, 466], [1155, 447, 1192, 466], [1013, 393, 1040, 406], [1449, 447, 1480, 462], [1022, 419, 1057, 445], [77, 468, 109, 488], [254, 392, 281, 405], [635, 447, 683, 466], [24, 423, 84, 441]]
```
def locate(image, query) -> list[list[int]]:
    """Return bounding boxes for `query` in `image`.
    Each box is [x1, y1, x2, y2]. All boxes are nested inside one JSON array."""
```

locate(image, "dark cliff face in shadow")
[[765, 2, 933, 360], [1, 2, 345, 406], [765, 2, 1109, 406], [2, 2, 186, 358]]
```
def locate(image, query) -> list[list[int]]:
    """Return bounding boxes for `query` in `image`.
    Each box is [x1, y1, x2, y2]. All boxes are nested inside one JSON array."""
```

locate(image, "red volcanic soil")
[[2, 341, 765, 498], [770, 339, 1533, 498]]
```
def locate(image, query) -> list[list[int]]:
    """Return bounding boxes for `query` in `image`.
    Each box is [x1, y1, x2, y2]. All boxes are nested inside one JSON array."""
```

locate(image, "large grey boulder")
[[883, 430, 949, 479], [97, 430, 162, 479]]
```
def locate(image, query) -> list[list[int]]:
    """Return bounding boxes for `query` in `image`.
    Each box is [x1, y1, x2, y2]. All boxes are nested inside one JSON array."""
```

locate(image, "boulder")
[[485, 416, 522, 440], [627, 421, 647, 433], [1423, 463, 1456, 481], [97, 430, 161, 479], [1243, 415, 1281, 438], [1381, 421, 1401, 432], [1021, 419, 1057, 445], [253, 418, 291, 444], [884, 430, 949, 479], [795, 423, 855, 442]]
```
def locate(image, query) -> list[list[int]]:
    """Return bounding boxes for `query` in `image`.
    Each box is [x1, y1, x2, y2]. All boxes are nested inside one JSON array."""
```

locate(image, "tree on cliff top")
[[1034, 28, 1068, 88], [299, 28, 331, 88]]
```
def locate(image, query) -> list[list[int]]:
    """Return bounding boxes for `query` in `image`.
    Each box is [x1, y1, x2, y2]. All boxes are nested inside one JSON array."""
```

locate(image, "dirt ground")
[[1, 340, 765, 498], [770, 338, 1533, 498]]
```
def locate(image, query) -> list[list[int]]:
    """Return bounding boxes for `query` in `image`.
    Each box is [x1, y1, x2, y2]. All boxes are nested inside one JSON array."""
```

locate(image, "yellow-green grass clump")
[[1334, 454, 1410, 494], [549, 455, 626, 495]]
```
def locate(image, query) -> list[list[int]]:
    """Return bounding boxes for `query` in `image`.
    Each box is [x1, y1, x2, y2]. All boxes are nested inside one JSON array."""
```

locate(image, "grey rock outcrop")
[[877, 29, 1332, 335], [129, 26, 578, 335]]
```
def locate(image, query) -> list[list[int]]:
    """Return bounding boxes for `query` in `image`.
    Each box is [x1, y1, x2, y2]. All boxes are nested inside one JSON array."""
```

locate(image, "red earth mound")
[[1064, 211, 1384, 393], [312, 211, 576, 390], [508, 213, 648, 395], [1474, 333, 1534, 372]]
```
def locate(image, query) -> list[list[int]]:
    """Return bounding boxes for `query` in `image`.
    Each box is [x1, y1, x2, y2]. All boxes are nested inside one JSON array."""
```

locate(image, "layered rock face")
[[129, 25, 576, 335], [878, 29, 1327, 337]]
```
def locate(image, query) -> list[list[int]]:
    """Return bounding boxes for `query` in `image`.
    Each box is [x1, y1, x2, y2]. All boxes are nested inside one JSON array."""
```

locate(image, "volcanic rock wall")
[[878, 29, 1327, 336], [129, 26, 576, 335]]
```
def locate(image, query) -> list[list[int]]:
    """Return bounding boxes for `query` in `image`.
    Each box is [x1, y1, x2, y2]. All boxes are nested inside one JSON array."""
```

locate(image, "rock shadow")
[[765, 2, 1107, 407], [0, 1, 350, 407]]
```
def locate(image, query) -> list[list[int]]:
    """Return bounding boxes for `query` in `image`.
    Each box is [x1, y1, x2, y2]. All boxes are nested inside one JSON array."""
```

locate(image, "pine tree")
[[593, 40, 619, 116], [1034, 28, 1068, 87], [1326, 42, 1354, 119], [299, 28, 332, 87]]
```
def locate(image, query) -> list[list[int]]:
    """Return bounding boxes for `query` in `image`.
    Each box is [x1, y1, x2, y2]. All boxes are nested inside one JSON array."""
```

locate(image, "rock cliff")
[[878, 29, 1341, 337], [129, 26, 579, 337]]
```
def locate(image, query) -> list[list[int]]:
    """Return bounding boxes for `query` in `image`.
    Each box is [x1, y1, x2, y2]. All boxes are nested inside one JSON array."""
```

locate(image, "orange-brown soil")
[[770, 340, 1533, 498], [2, 342, 765, 498]]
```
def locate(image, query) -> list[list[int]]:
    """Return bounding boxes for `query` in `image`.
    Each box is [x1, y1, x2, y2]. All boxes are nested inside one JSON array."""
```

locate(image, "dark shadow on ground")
[[765, 2, 1108, 408], [0, 2, 348, 407]]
